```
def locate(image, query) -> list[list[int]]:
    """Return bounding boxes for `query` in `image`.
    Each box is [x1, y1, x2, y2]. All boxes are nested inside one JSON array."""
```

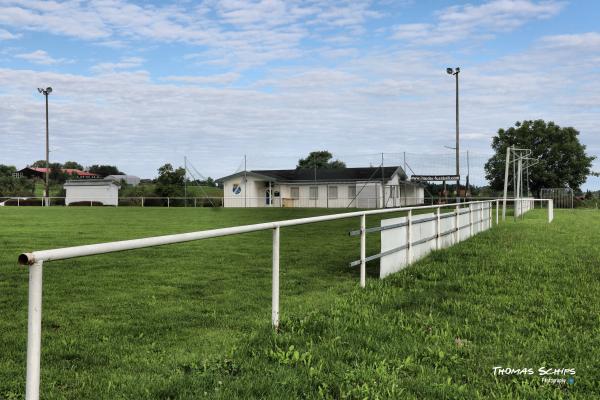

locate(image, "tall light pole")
[[446, 67, 460, 198], [38, 87, 52, 207]]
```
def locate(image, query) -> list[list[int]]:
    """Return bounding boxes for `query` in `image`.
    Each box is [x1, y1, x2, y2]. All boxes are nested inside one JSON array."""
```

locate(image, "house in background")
[[105, 174, 141, 186], [63, 179, 120, 206], [13, 167, 100, 179], [218, 166, 424, 208]]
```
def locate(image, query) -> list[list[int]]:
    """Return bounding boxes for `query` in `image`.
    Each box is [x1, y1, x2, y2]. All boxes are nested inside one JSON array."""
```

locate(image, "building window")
[[309, 186, 318, 200], [348, 185, 356, 199], [328, 186, 338, 199], [290, 187, 299, 199], [232, 183, 241, 195]]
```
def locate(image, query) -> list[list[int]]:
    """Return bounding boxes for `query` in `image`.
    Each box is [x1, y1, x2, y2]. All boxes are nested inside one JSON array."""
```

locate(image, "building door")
[[265, 189, 271, 205]]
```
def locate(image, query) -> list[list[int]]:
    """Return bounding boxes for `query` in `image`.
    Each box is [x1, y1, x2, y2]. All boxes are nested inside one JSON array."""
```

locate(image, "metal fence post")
[[25, 261, 43, 400], [479, 203, 483, 232], [194, 198, 197, 208], [548, 199, 554, 223], [455, 205, 460, 244], [435, 207, 441, 250], [360, 214, 366, 288], [496, 199, 499, 225], [272, 226, 280, 330], [469, 205, 473, 237], [142, 197, 144, 207], [406, 210, 412, 265], [167, 198, 170, 208]]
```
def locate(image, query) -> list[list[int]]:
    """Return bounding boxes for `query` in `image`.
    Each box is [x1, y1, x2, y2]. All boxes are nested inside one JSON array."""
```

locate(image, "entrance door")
[[265, 189, 271, 205]]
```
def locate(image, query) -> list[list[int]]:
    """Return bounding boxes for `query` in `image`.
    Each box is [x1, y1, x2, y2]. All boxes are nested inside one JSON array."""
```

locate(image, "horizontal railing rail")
[[16, 197, 551, 400]]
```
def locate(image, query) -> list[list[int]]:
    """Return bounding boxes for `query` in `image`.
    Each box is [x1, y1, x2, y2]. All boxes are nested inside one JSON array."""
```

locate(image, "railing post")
[[548, 199, 554, 223], [141, 197, 144, 207], [496, 199, 499, 225], [469, 204, 473, 237], [406, 210, 412, 265], [360, 214, 366, 288], [479, 202, 483, 232], [455, 204, 460, 244], [167, 197, 170, 208], [194, 198, 197, 208], [25, 261, 43, 400], [272, 226, 280, 330], [435, 207, 440, 250]]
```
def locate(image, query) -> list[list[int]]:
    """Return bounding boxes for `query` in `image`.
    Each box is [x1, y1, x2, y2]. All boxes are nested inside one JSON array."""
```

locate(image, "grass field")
[[1, 207, 599, 399]]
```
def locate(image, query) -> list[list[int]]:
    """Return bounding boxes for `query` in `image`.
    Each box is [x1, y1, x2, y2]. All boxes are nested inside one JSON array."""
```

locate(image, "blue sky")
[[0, 0, 599, 188]]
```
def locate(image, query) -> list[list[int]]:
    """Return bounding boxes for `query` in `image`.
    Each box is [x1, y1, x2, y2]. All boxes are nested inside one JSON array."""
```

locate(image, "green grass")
[[0, 207, 598, 399]]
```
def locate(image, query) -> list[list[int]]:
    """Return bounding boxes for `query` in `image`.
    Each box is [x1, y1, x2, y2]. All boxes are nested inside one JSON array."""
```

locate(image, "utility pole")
[[184, 156, 187, 207], [244, 154, 247, 208], [37, 87, 52, 207], [446, 67, 460, 200]]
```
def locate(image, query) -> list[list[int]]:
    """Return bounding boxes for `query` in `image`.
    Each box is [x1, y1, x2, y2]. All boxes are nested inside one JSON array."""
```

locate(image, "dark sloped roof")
[[243, 166, 404, 182]]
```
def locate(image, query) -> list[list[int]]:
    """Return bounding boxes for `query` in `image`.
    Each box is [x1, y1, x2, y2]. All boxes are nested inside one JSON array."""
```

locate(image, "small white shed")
[[64, 179, 120, 206]]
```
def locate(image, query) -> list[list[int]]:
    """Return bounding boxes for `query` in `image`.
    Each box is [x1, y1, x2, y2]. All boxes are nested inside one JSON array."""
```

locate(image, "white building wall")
[[222, 173, 424, 208], [65, 185, 119, 206]]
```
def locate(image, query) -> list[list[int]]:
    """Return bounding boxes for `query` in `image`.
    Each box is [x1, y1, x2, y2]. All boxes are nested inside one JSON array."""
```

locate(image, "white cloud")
[[538, 32, 600, 49], [0, 27, 20, 39], [162, 73, 240, 85], [14, 49, 69, 65], [393, 0, 565, 45], [91, 57, 145, 74], [0, 0, 382, 70]]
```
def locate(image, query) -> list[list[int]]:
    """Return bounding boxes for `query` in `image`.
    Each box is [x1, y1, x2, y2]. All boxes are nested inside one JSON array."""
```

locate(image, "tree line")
[[0, 161, 219, 198]]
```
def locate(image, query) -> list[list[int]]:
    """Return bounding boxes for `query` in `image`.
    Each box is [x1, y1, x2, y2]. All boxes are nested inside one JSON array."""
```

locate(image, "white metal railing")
[[2, 195, 547, 209], [16, 198, 552, 400]]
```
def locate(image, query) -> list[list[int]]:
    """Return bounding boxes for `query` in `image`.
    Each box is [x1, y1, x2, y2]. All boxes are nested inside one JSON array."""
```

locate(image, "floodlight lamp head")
[[46, 87, 52, 93], [37, 88, 43, 94], [446, 67, 453, 74], [455, 67, 460, 73]]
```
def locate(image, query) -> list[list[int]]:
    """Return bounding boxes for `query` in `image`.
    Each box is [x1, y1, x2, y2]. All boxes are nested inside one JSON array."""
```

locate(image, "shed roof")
[[63, 179, 120, 187]]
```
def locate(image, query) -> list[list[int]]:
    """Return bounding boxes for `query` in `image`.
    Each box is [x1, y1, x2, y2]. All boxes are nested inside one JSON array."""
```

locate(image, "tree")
[[0, 164, 16, 176], [155, 163, 186, 197], [484, 120, 595, 195], [48, 162, 68, 183], [63, 161, 84, 170], [31, 160, 48, 168], [296, 151, 346, 169], [88, 165, 122, 177]]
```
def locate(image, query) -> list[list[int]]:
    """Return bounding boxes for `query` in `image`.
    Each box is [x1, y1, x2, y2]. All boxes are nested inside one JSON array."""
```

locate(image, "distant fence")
[[16, 198, 552, 400], [540, 188, 573, 209]]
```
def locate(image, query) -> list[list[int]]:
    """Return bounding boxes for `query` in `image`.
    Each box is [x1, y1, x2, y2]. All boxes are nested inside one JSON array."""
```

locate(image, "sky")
[[0, 0, 599, 188]]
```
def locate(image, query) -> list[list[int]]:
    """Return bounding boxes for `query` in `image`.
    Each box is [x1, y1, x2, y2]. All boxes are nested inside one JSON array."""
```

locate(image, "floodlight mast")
[[37, 87, 52, 207], [446, 67, 460, 200]]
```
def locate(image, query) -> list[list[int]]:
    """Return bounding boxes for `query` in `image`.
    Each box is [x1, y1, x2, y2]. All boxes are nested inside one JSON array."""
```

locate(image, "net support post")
[[25, 261, 43, 400]]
